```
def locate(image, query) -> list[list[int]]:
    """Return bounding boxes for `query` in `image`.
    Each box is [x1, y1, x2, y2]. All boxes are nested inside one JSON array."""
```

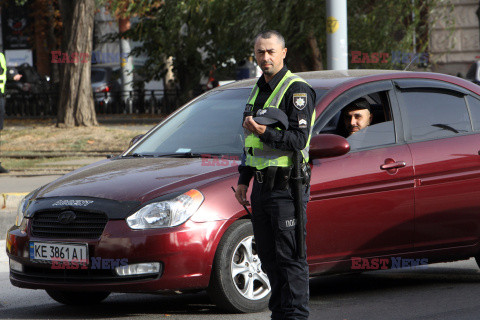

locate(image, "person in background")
[[0, 54, 22, 174]]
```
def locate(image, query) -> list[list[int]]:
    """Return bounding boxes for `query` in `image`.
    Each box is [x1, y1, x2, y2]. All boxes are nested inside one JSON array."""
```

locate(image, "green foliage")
[[106, 0, 454, 101], [348, 0, 455, 69], [99, 0, 163, 18], [14, 0, 28, 5]]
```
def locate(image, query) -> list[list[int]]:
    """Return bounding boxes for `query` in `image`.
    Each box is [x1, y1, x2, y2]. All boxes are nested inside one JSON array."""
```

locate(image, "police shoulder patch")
[[293, 93, 307, 110]]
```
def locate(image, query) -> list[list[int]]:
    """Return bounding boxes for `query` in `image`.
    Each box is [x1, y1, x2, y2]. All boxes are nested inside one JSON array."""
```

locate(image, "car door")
[[394, 79, 480, 250], [307, 81, 415, 274]]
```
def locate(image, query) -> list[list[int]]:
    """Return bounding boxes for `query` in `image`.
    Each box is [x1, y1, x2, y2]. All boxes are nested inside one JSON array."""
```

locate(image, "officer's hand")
[[243, 116, 266, 135], [235, 184, 250, 206]]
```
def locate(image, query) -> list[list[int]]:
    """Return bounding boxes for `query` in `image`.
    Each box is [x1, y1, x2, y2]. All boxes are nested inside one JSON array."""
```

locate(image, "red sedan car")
[[6, 70, 480, 313]]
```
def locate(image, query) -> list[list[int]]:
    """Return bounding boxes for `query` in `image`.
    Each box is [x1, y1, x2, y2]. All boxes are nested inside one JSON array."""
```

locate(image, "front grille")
[[12, 265, 157, 283], [31, 210, 108, 239]]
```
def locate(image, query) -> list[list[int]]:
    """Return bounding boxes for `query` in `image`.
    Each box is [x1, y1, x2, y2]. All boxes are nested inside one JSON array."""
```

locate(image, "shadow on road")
[[3, 262, 480, 319], [3, 291, 227, 319], [309, 262, 480, 297]]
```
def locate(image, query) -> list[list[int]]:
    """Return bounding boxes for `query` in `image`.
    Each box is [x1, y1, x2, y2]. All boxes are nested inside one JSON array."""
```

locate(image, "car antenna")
[[404, 54, 420, 71]]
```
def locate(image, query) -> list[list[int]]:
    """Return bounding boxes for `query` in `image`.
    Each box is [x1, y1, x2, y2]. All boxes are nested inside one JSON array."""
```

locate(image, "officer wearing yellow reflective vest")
[[0, 52, 8, 173], [235, 30, 315, 320]]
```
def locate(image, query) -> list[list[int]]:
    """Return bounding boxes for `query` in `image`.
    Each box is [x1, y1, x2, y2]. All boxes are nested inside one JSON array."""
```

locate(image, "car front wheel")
[[46, 290, 110, 305], [208, 219, 270, 313]]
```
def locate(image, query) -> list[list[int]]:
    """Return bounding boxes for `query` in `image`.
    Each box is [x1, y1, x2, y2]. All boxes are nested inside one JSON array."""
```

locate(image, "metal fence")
[[4, 89, 180, 117]]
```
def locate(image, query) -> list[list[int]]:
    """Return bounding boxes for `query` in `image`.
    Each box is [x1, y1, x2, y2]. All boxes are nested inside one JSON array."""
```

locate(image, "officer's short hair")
[[254, 30, 286, 48]]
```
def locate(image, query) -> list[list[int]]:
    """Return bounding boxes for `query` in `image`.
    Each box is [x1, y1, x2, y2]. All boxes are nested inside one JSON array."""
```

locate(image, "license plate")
[[30, 242, 88, 264]]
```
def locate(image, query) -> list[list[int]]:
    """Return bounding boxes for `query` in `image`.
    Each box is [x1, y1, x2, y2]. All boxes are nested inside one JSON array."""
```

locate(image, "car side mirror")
[[309, 134, 350, 160], [129, 134, 145, 147]]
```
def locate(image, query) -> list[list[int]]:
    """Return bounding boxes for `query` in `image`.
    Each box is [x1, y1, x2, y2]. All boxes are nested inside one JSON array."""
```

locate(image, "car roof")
[[219, 69, 407, 90]]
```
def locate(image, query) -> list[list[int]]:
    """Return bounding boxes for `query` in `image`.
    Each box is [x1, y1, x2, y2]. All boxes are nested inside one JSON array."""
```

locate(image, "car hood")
[[35, 157, 239, 203]]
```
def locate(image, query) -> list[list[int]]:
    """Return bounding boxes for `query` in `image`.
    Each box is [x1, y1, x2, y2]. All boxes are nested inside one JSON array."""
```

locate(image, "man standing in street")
[[235, 30, 315, 319]]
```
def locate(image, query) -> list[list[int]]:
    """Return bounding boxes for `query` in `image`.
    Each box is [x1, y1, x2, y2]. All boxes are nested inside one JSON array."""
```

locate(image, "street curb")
[[1, 193, 28, 210]]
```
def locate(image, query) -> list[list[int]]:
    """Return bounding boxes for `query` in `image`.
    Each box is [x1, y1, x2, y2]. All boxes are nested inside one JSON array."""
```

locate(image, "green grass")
[[0, 156, 86, 171]]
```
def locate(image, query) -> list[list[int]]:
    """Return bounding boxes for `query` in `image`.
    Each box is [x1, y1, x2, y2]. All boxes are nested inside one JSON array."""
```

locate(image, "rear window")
[[400, 90, 472, 141], [466, 96, 480, 131]]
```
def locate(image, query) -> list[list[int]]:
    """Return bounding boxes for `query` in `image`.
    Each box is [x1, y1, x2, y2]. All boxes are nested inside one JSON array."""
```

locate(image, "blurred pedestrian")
[[0, 52, 8, 173], [0, 53, 22, 174]]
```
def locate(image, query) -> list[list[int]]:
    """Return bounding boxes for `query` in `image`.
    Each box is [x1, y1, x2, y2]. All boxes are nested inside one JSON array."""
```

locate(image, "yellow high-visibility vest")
[[0, 53, 7, 94], [244, 70, 315, 170]]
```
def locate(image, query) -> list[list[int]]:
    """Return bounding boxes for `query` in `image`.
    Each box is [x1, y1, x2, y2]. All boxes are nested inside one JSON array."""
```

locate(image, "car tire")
[[207, 219, 270, 313], [46, 290, 110, 305]]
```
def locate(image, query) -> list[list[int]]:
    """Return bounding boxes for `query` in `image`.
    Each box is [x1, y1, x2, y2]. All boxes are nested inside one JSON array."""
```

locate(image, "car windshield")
[[128, 88, 249, 156], [127, 87, 327, 157]]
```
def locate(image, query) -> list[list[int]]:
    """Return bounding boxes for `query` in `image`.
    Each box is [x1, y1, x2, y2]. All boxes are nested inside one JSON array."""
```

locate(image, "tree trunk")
[[287, 31, 323, 72], [307, 31, 323, 71], [57, 0, 97, 127]]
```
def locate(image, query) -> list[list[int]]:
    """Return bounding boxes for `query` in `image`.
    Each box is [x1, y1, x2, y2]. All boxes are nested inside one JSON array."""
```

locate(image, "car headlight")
[[15, 196, 28, 227], [14, 188, 39, 227], [126, 189, 204, 229]]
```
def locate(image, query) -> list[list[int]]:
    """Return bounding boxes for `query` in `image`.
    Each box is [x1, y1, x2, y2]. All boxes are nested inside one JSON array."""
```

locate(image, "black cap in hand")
[[253, 107, 289, 130]]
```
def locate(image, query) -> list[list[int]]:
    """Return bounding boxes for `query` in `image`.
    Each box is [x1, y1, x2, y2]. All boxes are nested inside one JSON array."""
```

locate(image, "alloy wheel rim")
[[230, 235, 271, 300]]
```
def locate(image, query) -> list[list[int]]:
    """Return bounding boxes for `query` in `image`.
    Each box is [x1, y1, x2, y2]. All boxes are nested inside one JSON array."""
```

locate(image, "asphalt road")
[[2, 251, 480, 320], [2, 176, 480, 319]]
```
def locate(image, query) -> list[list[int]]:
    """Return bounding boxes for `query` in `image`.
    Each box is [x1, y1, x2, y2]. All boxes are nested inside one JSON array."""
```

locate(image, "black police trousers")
[[251, 178, 310, 320]]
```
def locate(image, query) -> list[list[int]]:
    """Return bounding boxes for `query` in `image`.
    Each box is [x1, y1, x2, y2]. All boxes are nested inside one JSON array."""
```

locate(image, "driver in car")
[[342, 98, 372, 136]]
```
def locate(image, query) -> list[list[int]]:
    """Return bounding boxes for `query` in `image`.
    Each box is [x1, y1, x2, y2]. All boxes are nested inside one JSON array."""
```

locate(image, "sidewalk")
[[0, 157, 103, 209], [0, 174, 64, 208], [0, 240, 7, 272]]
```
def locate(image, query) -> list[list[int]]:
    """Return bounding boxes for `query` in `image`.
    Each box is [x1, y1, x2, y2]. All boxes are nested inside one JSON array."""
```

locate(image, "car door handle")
[[380, 161, 406, 170]]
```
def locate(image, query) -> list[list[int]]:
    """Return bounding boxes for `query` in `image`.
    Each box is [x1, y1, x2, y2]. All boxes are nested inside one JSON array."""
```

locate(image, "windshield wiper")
[[122, 153, 155, 158], [155, 152, 204, 158], [123, 152, 232, 159]]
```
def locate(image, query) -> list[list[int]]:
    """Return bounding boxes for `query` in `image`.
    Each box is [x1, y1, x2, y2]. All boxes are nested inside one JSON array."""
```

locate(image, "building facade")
[[430, 0, 480, 76]]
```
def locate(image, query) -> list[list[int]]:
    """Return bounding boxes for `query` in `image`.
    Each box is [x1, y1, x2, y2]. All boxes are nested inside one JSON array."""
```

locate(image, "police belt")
[[254, 165, 310, 191]]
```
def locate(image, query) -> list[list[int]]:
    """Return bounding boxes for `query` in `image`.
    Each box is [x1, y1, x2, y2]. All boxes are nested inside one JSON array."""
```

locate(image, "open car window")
[[319, 91, 396, 151]]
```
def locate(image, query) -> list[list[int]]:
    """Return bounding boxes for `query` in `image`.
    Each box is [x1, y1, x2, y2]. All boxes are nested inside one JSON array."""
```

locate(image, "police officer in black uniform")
[[235, 30, 315, 320]]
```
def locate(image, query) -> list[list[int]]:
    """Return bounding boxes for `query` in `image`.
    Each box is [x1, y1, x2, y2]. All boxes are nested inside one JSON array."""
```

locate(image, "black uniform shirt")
[[238, 66, 316, 186]]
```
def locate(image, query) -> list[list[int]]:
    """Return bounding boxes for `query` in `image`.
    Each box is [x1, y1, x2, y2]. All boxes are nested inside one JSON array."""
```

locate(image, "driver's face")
[[344, 109, 372, 135]]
